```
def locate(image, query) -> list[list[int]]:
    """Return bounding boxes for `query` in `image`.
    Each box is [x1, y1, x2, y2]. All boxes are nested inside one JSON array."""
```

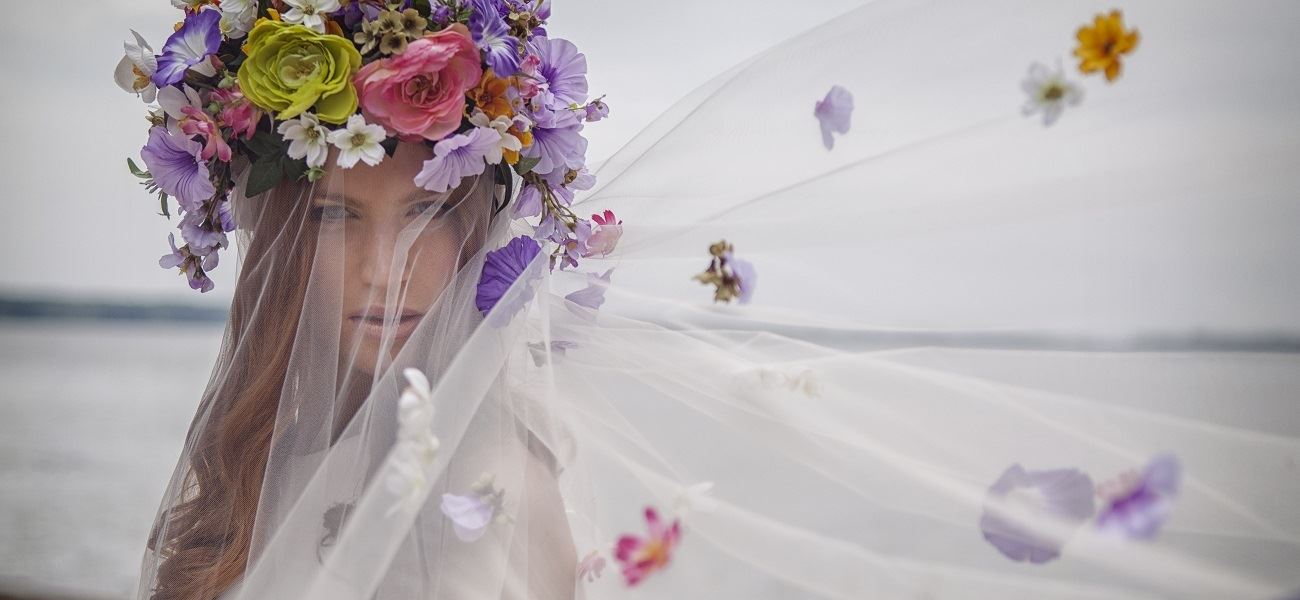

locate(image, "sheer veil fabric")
[[138, 1, 1300, 599]]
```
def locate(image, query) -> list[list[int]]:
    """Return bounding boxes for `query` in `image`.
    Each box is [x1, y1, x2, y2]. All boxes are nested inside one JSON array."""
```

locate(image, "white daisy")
[[327, 114, 387, 169], [277, 113, 331, 169], [282, 0, 342, 33], [1021, 61, 1083, 127]]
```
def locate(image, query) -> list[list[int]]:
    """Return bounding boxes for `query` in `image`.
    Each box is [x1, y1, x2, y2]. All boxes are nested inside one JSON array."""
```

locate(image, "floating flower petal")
[[980, 464, 1096, 564]]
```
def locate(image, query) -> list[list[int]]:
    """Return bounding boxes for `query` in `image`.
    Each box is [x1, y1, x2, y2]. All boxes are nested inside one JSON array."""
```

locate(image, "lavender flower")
[[158, 233, 217, 293], [814, 85, 853, 150], [179, 210, 228, 253], [512, 184, 542, 218], [469, 0, 520, 76], [476, 235, 542, 316], [414, 128, 499, 193], [522, 119, 587, 176], [440, 473, 507, 542], [530, 36, 588, 105], [564, 268, 613, 312], [152, 9, 222, 87], [1096, 454, 1181, 540], [980, 464, 1096, 564], [139, 127, 215, 212], [583, 96, 609, 123]]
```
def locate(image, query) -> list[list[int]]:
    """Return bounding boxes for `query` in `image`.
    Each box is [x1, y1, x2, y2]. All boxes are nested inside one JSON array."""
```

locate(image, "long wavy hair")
[[146, 162, 511, 599]]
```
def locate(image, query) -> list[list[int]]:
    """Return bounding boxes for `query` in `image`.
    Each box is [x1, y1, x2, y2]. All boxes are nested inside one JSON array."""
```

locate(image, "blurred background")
[[0, 1, 865, 597]]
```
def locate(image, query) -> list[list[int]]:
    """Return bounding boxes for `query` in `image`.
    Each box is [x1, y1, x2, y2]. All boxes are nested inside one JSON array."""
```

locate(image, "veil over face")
[[138, 2, 1300, 600]]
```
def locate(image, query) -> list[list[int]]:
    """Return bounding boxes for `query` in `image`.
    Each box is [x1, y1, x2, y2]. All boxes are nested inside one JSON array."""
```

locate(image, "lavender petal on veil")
[[477, 235, 542, 316], [814, 84, 853, 150], [980, 464, 1096, 564]]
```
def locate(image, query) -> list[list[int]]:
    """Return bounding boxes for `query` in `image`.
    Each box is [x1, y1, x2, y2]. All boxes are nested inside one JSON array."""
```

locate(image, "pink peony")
[[353, 24, 482, 142]]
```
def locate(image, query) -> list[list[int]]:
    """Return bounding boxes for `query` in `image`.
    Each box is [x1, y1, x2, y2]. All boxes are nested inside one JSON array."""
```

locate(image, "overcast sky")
[[0, 0, 865, 305]]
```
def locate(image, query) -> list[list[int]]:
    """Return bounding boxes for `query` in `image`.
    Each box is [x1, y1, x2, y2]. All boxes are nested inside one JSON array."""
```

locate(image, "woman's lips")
[[348, 309, 424, 341]]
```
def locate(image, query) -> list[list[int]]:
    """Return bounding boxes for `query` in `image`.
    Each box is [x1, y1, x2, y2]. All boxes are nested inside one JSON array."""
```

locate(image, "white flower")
[[1021, 61, 1083, 127], [673, 481, 719, 517], [386, 368, 441, 516], [327, 114, 387, 169], [113, 30, 158, 103], [277, 113, 331, 169], [282, 0, 342, 33], [219, 0, 258, 38], [733, 364, 822, 398], [468, 110, 526, 165]]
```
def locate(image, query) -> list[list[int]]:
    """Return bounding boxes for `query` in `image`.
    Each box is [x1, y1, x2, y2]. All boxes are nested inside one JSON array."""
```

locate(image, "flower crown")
[[118, 0, 615, 293]]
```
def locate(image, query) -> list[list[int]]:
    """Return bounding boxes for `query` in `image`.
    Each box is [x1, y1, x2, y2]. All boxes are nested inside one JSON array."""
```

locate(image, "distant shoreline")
[[0, 296, 227, 324]]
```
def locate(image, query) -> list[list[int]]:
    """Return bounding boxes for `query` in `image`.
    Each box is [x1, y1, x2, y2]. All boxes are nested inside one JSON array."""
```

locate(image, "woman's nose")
[[357, 225, 410, 290]]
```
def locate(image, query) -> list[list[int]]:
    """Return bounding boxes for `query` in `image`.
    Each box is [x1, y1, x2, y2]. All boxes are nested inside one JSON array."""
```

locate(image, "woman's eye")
[[311, 205, 353, 221], [409, 200, 452, 218]]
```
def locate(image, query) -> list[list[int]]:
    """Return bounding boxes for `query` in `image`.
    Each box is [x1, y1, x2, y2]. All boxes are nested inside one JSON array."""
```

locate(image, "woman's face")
[[310, 142, 485, 372]]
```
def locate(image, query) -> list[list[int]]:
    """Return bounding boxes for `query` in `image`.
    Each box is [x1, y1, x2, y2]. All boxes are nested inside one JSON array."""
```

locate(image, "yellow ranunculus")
[[237, 20, 361, 124]]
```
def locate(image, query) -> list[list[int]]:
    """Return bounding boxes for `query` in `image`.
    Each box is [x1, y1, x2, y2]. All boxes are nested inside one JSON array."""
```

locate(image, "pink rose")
[[353, 24, 482, 142]]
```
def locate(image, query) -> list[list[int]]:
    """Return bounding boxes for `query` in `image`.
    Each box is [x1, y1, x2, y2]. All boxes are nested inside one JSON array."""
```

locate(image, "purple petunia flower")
[[469, 0, 520, 76], [140, 126, 215, 212], [530, 36, 588, 105], [980, 464, 1096, 564], [414, 127, 499, 193], [814, 84, 853, 150], [1096, 454, 1181, 540], [522, 118, 587, 176], [476, 235, 542, 316], [152, 8, 222, 87]]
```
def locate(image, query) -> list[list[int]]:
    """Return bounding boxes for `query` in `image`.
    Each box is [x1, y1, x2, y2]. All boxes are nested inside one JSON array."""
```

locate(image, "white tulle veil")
[[136, 1, 1300, 599]]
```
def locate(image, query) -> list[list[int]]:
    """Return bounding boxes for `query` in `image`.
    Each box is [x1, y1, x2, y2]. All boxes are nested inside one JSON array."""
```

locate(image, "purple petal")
[[980, 464, 1096, 564], [476, 236, 542, 316], [470, 0, 520, 76], [564, 268, 613, 311], [814, 85, 854, 150], [1096, 454, 1182, 540], [140, 127, 214, 211], [531, 36, 587, 105], [440, 493, 495, 542], [152, 9, 222, 87]]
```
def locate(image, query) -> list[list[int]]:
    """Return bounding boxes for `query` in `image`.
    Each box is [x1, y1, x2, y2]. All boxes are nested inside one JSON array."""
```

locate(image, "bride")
[[118, 1, 1300, 599]]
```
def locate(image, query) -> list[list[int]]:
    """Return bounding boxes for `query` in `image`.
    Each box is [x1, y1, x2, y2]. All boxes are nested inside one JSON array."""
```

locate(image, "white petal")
[[156, 85, 191, 120], [113, 56, 139, 95]]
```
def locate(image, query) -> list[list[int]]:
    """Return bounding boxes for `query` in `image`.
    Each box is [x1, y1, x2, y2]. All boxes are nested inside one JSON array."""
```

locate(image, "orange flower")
[[469, 70, 515, 121], [502, 122, 532, 165], [1074, 9, 1139, 82]]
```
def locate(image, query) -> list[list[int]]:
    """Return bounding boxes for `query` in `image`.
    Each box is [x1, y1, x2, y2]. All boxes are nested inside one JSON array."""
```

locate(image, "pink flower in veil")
[[614, 507, 681, 586]]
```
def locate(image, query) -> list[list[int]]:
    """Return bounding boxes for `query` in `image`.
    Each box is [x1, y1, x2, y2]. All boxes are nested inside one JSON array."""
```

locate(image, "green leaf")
[[281, 156, 308, 183], [127, 157, 151, 179], [513, 155, 541, 176], [413, 0, 433, 17], [158, 192, 171, 219], [245, 131, 284, 158], [244, 157, 283, 198]]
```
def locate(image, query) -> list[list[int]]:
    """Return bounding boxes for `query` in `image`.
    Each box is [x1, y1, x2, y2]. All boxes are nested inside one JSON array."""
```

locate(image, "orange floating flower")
[[1073, 9, 1140, 82]]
